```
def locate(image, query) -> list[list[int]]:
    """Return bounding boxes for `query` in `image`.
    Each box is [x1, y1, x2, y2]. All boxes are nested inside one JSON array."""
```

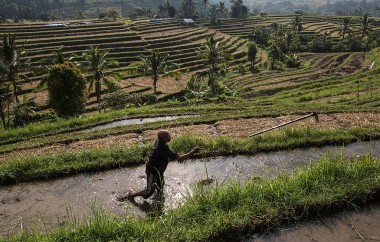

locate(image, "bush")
[[285, 54, 301, 68], [47, 62, 87, 118], [103, 78, 121, 93], [100, 91, 141, 110], [249, 26, 271, 47]]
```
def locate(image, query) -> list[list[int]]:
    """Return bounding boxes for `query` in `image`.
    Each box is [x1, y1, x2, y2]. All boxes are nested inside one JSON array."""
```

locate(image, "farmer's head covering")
[[158, 130, 171, 143]]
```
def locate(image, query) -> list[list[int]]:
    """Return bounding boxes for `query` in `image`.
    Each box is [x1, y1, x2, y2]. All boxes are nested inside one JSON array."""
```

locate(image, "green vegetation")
[[1, 14, 380, 240], [82, 46, 112, 108], [197, 36, 226, 91], [0, 33, 29, 128], [1, 126, 379, 186], [136, 50, 178, 97], [8, 151, 380, 241], [47, 62, 87, 117]]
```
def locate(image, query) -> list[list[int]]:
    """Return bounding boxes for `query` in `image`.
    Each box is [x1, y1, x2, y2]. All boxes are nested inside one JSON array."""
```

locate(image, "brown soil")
[[2, 112, 380, 162], [25, 75, 187, 113]]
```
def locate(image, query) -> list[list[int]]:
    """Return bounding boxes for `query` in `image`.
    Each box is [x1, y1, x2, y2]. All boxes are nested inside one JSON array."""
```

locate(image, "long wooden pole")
[[249, 112, 319, 137]]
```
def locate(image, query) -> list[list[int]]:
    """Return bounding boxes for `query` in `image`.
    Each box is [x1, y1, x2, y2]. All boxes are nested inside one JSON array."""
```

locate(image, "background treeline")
[[253, 0, 380, 16], [0, 0, 161, 21], [1, 0, 65, 20], [1, 0, 380, 22]]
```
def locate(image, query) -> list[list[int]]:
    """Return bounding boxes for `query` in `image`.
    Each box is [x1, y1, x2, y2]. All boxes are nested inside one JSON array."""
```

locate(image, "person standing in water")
[[117, 130, 201, 201]]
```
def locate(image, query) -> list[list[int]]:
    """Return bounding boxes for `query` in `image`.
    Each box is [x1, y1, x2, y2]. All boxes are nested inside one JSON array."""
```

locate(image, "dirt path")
[[2, 112, 380, 162]]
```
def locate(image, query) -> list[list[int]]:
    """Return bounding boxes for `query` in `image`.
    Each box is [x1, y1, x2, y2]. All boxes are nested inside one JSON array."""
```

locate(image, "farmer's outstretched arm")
[[177, 147, 201, 162]]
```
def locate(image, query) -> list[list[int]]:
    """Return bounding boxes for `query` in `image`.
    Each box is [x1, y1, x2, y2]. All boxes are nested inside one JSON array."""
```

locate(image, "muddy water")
[[0, 141, 379, 236], [250, 201, 380, 242], [88, 115, 199, 131]]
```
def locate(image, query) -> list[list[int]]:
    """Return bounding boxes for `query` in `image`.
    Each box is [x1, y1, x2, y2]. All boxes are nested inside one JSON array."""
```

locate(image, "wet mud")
[[250, 201, 380, 242], [0, 140, 379, 236]]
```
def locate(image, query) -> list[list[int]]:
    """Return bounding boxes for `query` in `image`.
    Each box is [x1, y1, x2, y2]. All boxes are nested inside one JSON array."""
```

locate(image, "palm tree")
[[218, 2, 226, 18], [0, 33, 28, 105], [137, 50, 178, 97], [292, 15, 303, 35], [82, 46, 109, 105], [198, 36, 225, 90], [267, 43, 283, 70], [0, 60, 11, 128], [182, 0, 195, 18], [360, 13, 371, 38], [202, 0, 208, 16], [247, 42, 257, 69], [339, 17, 352, 39]]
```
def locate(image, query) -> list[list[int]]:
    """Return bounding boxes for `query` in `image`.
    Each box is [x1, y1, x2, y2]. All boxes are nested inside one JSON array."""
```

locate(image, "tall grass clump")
[[0, 144, 152, 185], [9, 153, 380, 241]]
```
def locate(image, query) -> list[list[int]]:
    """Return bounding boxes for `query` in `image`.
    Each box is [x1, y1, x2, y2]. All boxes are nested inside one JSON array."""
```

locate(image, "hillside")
[[0, 14, 379, 162]]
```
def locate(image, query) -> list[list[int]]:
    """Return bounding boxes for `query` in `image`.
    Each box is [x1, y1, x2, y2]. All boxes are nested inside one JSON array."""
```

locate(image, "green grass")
[[1, 126, 379, 186], [6, 150, 380, 241]]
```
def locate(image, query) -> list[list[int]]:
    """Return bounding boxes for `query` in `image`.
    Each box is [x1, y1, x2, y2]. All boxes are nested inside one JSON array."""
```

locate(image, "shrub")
[[103, 78, 121, 93], [12, 96, 36, 127], [100, 90, 142, 110], [249, 26, 271, 47], [47, 62, 87, 118], [285, 54, 301, 68]]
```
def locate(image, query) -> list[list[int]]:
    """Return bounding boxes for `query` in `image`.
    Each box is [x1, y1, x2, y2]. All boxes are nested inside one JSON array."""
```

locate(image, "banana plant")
[[136, 50, 179, 97], [82, 46, 120, 109]]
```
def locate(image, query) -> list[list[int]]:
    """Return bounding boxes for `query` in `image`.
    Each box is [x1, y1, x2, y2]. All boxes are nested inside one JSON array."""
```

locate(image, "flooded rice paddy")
[[0, 140, 379, 237], [88, 115, 199, 131]]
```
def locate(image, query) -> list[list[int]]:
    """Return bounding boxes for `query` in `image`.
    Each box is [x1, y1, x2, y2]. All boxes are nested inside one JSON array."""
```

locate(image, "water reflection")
[[88, 115, 200, 131]]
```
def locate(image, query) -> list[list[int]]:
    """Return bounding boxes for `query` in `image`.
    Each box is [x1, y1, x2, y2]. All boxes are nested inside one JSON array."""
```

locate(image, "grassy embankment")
[[1, 48, 379, 184], [1, 126, 380, 186], [2, 50, 379, 154], [6, 151, 380, 241]]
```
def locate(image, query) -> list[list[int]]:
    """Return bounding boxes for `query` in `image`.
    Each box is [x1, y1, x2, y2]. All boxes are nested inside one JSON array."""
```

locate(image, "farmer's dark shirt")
[[146, 140, 178, 176]]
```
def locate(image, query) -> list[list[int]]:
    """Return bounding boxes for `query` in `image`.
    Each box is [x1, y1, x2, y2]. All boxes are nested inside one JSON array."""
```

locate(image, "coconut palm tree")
[[0, 60, 11, 128], [82, 46, 109, 105], [267, 43, 283, 69], [292, 15, 303, 35], [182, 0, 195, 18], [198, 36, 225, 90], [339, 17, 352, 39], [0, 33, 28, 105], [360, 13, 371, 38], [247, 42, 257, 69], [202, 0, 208, 16], [218, 2, 226, 18], [137, 50, 178, 97]]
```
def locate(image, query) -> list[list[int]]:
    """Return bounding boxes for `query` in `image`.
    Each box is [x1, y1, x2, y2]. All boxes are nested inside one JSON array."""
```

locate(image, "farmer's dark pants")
[[140, 170, 164, 199]]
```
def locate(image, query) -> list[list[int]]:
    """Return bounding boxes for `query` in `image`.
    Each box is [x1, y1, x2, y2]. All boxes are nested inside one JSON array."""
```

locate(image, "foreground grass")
[[7, 151, 380, 241], [1, 126, 380, 186]]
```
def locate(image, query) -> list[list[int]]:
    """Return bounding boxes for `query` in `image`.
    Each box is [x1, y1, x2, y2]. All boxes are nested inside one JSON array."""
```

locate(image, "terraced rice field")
[[205, 15, 379, 43], [1, 15, 380, 240], [0, 15, 379, 161], [1, 15, 377, 114], [0, 18, 250, 113]]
